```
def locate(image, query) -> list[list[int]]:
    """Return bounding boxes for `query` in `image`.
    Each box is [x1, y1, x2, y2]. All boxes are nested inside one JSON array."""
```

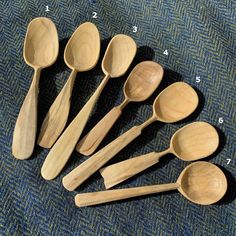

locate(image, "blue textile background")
[[1, 0, 235, 235]]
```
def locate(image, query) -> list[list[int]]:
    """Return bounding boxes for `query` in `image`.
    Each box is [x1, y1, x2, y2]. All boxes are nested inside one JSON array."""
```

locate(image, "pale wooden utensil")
[[76, 61, 164, 155], [37, 22, 100, 148], [100, 121, 219, 189], [62, 82, 199, 191], [75, 161, 227, 207], [41, 34, 137, 180], [12, 17, 59, 160]]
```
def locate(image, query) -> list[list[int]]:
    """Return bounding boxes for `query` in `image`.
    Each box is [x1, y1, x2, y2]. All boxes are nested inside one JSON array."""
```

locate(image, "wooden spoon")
[[37, 22, 100, 148], [62, 82, 199, 191], [100, 121, 219, 189], [75, 161, 227, 207], [76, 61, 164, 155], [41, 34, 136, 180], [12, 17, 59, 159]]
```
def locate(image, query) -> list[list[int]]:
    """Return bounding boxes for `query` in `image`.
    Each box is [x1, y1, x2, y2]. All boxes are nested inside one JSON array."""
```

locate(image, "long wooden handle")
[[100, 150, 169, 189], [62, 125, 143, 191], [37, 69, 77, 148], [76, 101, 128, 155], [12, 69, 41, 159], [41, 74, 110, 180], [75, 183, 179, 207]]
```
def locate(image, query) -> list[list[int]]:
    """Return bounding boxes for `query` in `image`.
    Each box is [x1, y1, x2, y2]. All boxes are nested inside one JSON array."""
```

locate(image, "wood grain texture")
[[37, 69, 77, 148], [38, 22, 100, 148], [100, 150, 169, 189], [76, 61, 164, 155], [100, 122, 219, 189], [75, 183, 179, 207], [41, 74, 110, 180], [75, 162, 227, 207], [41, 34, 136, 179], [62, 126, 143, 190], [12, 17, 58, 159]]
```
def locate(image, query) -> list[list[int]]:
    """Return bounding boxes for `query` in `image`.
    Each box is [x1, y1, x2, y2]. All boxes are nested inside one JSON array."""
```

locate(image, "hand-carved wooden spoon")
[[62, 82, 199, 191], [100, 121, 219, 189], [77, 61, 164, 155], [37, 22, 100, 148], [75, 162, 227, 207], [41, 34, 136, 180], [12, 17, 59, 159]]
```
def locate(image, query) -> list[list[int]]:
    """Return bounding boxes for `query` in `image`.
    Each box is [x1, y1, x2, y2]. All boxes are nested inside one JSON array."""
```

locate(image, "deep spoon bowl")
[[24, 17, 59, 68], [154, 82, 199, 122], [171, 121, 219, 161], [178, 162, 227, 205]]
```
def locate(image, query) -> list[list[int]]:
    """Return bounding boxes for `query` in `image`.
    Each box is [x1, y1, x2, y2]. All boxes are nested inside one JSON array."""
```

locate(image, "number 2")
[[92, 12, 97, 18]]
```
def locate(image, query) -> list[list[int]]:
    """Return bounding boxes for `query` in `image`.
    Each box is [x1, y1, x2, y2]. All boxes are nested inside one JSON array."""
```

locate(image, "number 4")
[[163, 50, 168, 56]]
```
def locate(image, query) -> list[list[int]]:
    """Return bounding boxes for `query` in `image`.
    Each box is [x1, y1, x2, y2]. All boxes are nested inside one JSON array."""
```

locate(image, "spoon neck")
[[118, 98, 129, 110], [32, 68, 41, 87], [139, 115, 156, 130]]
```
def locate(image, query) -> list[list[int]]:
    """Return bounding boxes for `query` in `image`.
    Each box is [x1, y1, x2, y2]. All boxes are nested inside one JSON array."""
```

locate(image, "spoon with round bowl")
[[41, 34, 137, 180], [100, 121, 219, 189], [12, 17, 59, 159], [62, 82, 199, 191], [76, 61, 164, 156], [75, 161, 227, 207], [37, 22, 100, 148]]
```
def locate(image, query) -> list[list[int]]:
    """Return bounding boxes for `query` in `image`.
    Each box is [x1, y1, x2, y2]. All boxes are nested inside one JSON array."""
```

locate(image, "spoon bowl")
[[24, 17, 59, 68], [76, 61, 163, 155], [154, 82, 199, 122], [102, 34, 136, 78], [124, 61, 164, 101], [178, 162, 227, 205], [171, 122, 219, 161], [64, 22, 100, 71]]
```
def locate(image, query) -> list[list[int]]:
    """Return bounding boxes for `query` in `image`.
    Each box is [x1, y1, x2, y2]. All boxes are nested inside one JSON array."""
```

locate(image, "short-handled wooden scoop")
[[76, 61, 164, 155], [12, 17, 59, 159], [62, 82, 199, 191], [37, 22, 100, 148], [41, 34, 137, 180], [100, 121, 219, 189], [75, 161, 227, 207]]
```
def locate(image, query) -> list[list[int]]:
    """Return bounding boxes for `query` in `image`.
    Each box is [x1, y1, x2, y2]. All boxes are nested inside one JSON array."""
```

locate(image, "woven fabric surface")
[[1, 0, 236, 235]]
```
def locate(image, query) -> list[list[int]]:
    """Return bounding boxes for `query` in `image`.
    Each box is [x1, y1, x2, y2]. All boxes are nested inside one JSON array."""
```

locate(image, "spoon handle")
[[62, 125, 143, 191], [75, 183, 179, 207], [100, 150, 169, 189], [37, 69, 77, 148], [12, 69, 41, 159], [76, 99, 129, 155], [41, 74, 110, 180]]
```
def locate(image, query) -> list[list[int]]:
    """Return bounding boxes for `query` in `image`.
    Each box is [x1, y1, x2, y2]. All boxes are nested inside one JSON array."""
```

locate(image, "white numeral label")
[[163, 50, 168, 56], [46, 6, 49, 12], [227, 159, 231, 164], [132, 26, 137, 33], [92, 12, 97, 18], [196, 76, 201, 83], [218, 117, 224, 124]]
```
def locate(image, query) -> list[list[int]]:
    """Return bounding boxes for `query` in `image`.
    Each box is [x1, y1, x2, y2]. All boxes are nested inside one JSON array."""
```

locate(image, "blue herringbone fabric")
[[1, 0, 236, 235]]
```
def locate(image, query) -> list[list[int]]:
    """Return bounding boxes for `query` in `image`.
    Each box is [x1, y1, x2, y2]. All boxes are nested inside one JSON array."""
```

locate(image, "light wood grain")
[[12, 17, 59, 159], [75, 162, 227, 207], [41, 34, 136, 180], [75, 183, 179, 207], [100, 122, 219, 189], [38, 22, 100, 148], [76, 61, 164, 155], [62, 82, 198, 190], [100, 150, 169, 189]]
